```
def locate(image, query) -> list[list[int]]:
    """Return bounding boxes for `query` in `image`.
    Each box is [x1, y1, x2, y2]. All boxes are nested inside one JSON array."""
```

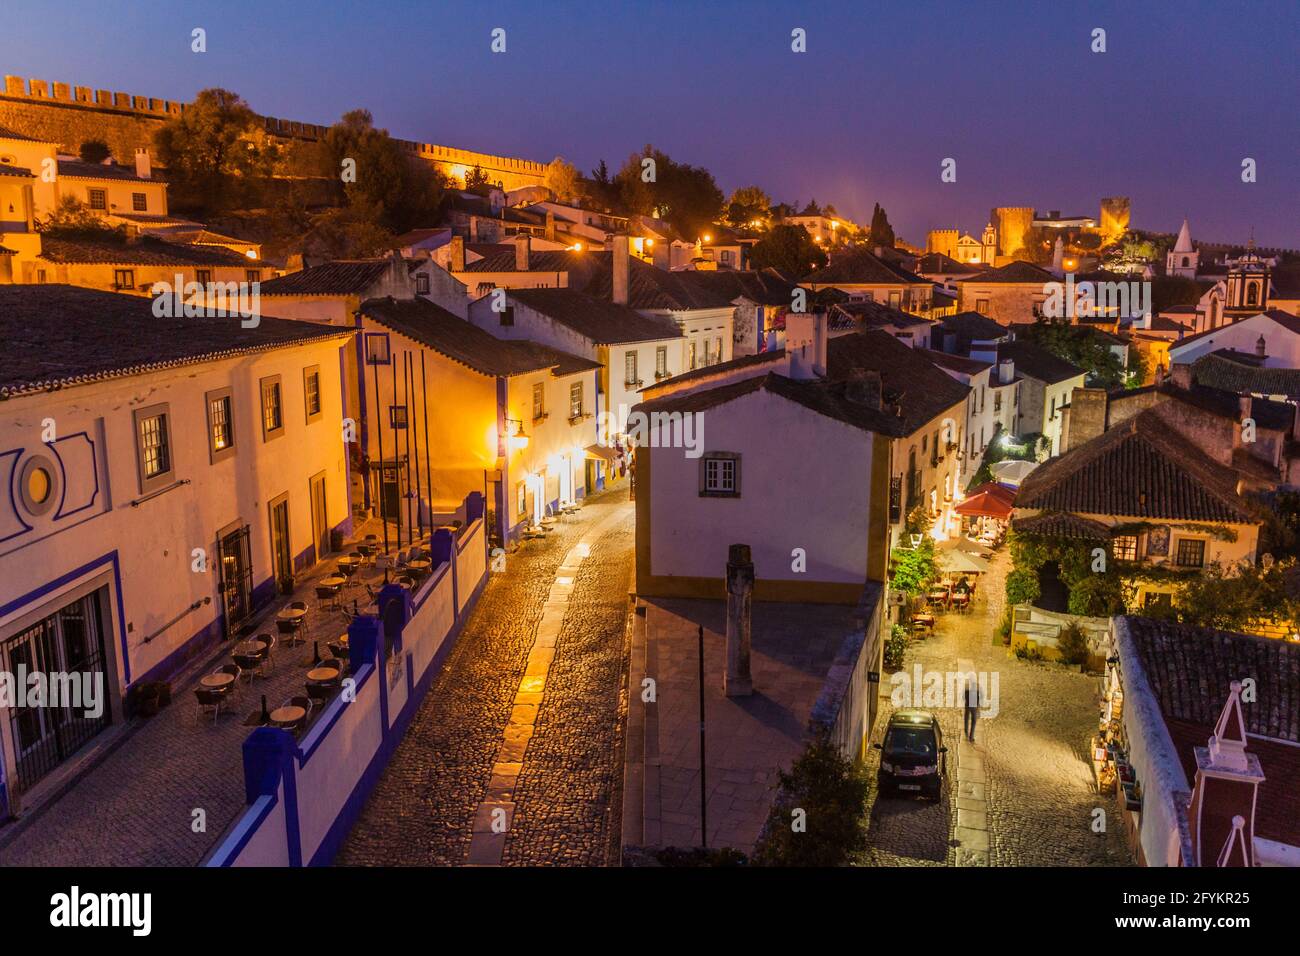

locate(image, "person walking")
[[963, 674, 981, 742]]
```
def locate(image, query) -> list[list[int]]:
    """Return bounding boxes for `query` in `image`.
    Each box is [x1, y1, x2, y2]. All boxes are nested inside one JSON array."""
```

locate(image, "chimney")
[[449, 236, 465, 272], [514, 234, 530, 272], [1065, 387, 1107, 450], [545, 211, 556, 242], [286, 253, 305, 273], [845, 368, 883, 409], [469, 215, 481, 242], [1238, 393, 1253, 429], [785, 311, 827, 380], [1169, 363, 1193, 390], [724, 544, 754, 697], [612, 235, 630, 306], [998, 358, 1014, 385], [134, 147, 151, 179], [1256, 335, 1267, 358], [944, 331, 957, 354], [1186, 682, 1264, 867]]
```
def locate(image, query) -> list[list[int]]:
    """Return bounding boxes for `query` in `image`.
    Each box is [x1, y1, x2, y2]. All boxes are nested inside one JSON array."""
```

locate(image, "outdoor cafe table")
[[307, 667, 340, 684], [233, 639, 267, 657], [320, 575, 346, 589], [407, 558, 432, 572], [269, 705, 306, 728], [276, 607, 307, 622], [928, 590, 950, 606], [200, 673, 235, 690]]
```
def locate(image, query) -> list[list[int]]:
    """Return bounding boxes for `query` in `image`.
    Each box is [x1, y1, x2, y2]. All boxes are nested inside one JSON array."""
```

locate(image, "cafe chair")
[[315, 584, 340, 612], [257, 633, 277, 674], [194, 687, 227, 724], [290, 695, 314, 722]]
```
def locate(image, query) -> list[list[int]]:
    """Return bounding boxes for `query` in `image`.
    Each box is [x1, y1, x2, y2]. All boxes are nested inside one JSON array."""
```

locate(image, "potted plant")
[[133, 681, 161, 718]]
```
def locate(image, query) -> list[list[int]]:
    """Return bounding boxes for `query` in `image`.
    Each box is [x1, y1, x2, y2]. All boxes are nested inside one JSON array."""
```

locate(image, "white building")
[[0, 286, 352, 810], [1165, 218, 1199, 279]]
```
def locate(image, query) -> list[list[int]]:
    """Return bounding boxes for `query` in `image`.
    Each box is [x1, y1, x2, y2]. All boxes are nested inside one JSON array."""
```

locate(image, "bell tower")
[[1224, 237, 1271, 321]]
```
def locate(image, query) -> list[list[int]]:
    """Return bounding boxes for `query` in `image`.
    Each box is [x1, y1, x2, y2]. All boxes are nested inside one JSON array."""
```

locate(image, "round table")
[[269, 705, 306, 727], [233, 639, 266, 657], [307, 667, 341, 683], [407, 559, 431, 572], [320, 576, 346, 589], [200, 673, 235, 690], [277, 607, 307, 622]]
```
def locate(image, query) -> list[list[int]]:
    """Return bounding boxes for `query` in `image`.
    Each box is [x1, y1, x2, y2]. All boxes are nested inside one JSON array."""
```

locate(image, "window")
[[532, 382, 545, 421], [415, 273, 430, 295], [976, 298, 989, 315], [133, 403, 174, 493], [389, 405, 408, 428], [113, 269, 135, 290], [88, 188, 106, 210], [205, 388, 235, 464], [364, 333, 390, 365], [1112, 535, 1139, 561], [1175, 538, 1206, 568], [625, 350, 639, 386], [994, 390, 1002, 413], [245, 269, 261, 284], [701, 339, 712, 365], [700, 453, 740, 497], [714, 336, 723, 362], [656, 346, 668, 378], [196, 269, 212, 287], [303, 365, 322, 423], [569, 381, 584, 420], [260, 375, 284, 440], [132, 191, 146, 212], [720, 249, 733, 265], [889, 291, 901, 309], [516, 481, 527, 517], [689, 341, 697, 370]]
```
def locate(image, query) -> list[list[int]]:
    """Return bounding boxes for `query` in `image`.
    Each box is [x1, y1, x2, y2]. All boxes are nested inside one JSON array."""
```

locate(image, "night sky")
[[4, 0, 1296, 246]]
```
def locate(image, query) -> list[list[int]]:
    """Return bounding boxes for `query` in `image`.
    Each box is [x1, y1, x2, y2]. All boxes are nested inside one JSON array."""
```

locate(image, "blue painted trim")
[[208, 792, 278, 867], [0, 449, 32, 543], [50, 431, 100, 521]]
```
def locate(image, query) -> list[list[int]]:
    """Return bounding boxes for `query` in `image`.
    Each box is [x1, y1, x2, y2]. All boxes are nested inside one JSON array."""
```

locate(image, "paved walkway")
[[0, 526, 397, 866], [857, 547, 1133, 866], [338, 489, 635, 866]]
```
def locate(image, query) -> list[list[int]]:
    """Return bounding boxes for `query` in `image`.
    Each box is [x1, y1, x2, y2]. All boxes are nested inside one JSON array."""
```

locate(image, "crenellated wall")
[[1, 74, 550, 190]]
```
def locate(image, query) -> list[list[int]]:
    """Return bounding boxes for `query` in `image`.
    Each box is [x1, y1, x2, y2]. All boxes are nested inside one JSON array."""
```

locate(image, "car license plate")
[[899, 784, 921, 791]]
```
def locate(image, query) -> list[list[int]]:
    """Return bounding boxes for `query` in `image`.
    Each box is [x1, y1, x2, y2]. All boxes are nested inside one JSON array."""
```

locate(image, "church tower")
[[981, 222, 997, 264], [1224, 237, 1271, 321], [1165, 218, 1199, 278]]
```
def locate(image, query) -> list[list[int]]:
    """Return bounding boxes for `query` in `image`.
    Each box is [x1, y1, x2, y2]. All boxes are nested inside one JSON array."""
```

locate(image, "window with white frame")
[[625, 350, 639, 386], [700, 453, 740, 497], [206, 388, 235, 464], [260, 375, 284, 440], [569, 381, 584, 420], [133, 403, 174, 493]]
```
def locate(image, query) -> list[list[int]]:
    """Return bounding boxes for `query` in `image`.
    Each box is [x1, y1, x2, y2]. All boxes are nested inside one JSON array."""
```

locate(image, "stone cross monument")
[[725, 543, 754, 697]]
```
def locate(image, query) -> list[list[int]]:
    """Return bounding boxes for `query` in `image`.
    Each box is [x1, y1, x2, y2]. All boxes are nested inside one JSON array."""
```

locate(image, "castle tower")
[[1165, 218, 1199, 278], [1099, 196, 1131, 243], [993, 206, 1034, 258]]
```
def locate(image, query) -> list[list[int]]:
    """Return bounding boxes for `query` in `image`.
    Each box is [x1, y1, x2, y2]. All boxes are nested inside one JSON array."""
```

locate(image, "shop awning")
[[954, 482, 1016, 520], [584, 444, 619, 463]]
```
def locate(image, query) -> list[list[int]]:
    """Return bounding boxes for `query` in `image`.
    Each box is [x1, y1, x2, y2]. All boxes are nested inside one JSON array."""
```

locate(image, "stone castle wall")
[[1, 74, 549, 190], [993, 206, 1034, 257]]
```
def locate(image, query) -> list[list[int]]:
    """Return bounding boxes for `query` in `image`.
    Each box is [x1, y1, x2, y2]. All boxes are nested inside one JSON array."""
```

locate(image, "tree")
[[1021, 320, 1126, 389], [751, 738, 870, 866], [314, 109, 448, 233], [154, 88, 280, 212], [463, 164, 493, 196], [725, 185, 772, 228], [867, 202, 895, 248], [36, 196, 122, 238], [615, 145, 724, 238], [891, 538, 938, 597], [545, 156, 581, 204], [78, 140, 110, 164], [747, 223, 826, 277], [1173, 560, 1298, 632]]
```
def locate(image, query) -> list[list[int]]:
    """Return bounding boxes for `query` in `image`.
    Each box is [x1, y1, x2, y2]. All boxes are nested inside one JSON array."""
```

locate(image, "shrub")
[[1056, 622, 1090, 666], [751, 739, 870, 866], [884, 624, 909, 670], [1005, 567, 1041, 607]]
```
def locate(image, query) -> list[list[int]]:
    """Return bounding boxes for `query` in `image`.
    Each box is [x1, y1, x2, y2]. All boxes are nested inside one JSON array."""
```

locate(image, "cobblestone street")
[[857, 548, 1134, 867], [338, 488, 634, 866]]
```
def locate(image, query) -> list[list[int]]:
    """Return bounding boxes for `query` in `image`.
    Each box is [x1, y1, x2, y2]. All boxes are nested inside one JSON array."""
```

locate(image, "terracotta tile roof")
[[360, 296, 599, 378], [56, 158, 159, 182], [0, 285, 348, 399], [258, 260, 392, 295], [997, 340, 1084, 384], [0, 164, 34, 178], [38, 233, 264, 267], [919, 348, 993, 375], [581, 256, 760, 310], [831, 299, 934, 330], [802, 248, 929, 285], [1192, 352, 1300, 397], [635, 370, 909, 438], [506, 288, 682, 345], [959, 260, 1057, 284], [0, 245, 16, 256], [1015, 409, 1256, 523], [938, 311, 1009, 351], [1120, 615, 1300, 743], [916, 252, 984, 275], [0, 126, 48, 142], [1011, 511, 1111, 541], [641, 348, 785, 393], [1157, 380, 1295, 432], [826, 330, 970, 433]]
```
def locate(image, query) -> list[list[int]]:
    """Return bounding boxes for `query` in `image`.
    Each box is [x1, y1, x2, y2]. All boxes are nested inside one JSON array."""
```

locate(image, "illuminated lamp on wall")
[[245, 249, 257, 259], [505, 418, 529, 451]]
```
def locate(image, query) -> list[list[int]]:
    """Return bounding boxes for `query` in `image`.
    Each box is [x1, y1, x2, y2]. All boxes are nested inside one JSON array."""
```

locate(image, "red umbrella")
[[954, 482, 1015, 520]]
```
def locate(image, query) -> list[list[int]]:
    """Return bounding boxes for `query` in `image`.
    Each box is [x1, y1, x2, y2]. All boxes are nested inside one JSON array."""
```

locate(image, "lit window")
[[389, 405, 408, 428], [1175, 539, 1206, 568], [113, 269, 135, 290], [88, 188, 106, 210], [133, 404, 174, 493], [1112, 535, 1138, 561], [569, 381, 584, 420], [260, 376, 284, 440], [532, 382, 545, 421], [132, 192, 146, 212], [365, 333, 390, 365], [209, 392, 234, 455], [656, 346, 668, 378]]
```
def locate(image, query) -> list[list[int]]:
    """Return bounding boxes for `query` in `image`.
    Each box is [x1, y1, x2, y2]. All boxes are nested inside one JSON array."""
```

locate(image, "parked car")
[[873, 709, 947, 799]]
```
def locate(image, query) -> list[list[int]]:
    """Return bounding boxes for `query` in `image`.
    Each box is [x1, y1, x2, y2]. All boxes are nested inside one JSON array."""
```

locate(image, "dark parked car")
[[873, 709, 946, 799]]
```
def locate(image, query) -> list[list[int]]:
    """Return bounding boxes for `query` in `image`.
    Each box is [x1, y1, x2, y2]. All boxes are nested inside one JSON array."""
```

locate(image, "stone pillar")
[[724, 544, 754, 697]]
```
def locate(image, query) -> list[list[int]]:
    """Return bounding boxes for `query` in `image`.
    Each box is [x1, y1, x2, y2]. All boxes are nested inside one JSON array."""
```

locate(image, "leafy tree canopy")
[[747, 223, 827, 277]]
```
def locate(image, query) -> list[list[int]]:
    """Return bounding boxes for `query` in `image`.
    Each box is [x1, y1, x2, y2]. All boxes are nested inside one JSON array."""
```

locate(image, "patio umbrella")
[[954, 482, 1016, 520], [991, 459, 1039, 486], [938, 548, 990, 575]]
